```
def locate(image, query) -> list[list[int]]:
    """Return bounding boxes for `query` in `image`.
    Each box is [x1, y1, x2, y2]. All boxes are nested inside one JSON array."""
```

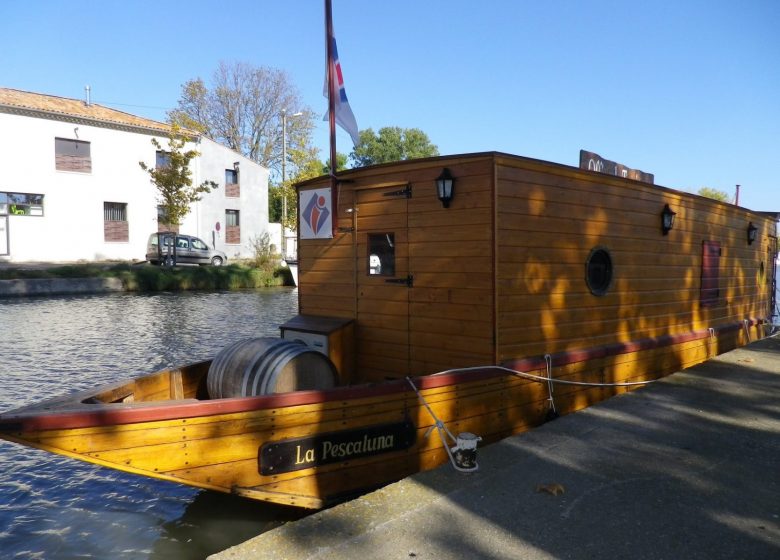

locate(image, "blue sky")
[[2, 0, 778, 212]]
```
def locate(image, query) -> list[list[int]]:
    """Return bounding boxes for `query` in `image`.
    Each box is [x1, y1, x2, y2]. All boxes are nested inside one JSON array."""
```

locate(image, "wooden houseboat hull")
[[1, 152, 776, 508]]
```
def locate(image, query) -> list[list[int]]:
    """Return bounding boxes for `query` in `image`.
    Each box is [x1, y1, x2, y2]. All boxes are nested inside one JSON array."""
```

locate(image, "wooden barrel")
[[207, 338, 338, 399]]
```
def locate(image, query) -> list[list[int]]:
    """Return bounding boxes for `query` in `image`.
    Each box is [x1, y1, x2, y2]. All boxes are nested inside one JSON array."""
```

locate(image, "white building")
[[0, 87, 271, 263]]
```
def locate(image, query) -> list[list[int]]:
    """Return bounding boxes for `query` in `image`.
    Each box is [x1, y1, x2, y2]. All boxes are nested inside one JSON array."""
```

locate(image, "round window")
[[586, 247, 613, 296]]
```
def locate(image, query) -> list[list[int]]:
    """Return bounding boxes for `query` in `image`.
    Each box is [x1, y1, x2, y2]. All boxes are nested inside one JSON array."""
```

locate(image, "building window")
[[585, 247, 613, 296], [156, 151, 171, 169], [55, 138, 91, 173], [700, 240, 721, 307], [226, 209, 240, 244], [104, 202, 129, 242], [225, 169, 240, 198], [368, 233, 396, 276], [2, 192, 44, 216], [156, 205, 178, 233]]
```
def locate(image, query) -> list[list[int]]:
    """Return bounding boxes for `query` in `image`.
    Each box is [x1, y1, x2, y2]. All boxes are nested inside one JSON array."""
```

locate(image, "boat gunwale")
[[0, 318, 765, 433]]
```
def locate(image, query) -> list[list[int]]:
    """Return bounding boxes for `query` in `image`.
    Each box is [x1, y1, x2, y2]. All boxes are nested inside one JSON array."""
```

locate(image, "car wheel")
[[211, 256, 224, 267]]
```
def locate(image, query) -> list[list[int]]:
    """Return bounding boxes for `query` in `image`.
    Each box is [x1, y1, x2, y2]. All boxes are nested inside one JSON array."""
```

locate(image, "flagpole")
[[325, 0, 338, 236]]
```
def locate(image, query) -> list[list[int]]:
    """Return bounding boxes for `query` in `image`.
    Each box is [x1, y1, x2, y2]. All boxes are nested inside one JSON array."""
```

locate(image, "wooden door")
[[355, 185, 411, 381]]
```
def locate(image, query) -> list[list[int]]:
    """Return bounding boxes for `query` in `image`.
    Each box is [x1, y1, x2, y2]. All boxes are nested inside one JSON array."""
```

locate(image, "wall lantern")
[[661, 204, 676, 235], [233, 161, 240, 170], [747, 222, 758, 245], [436, 168, 455, 208]]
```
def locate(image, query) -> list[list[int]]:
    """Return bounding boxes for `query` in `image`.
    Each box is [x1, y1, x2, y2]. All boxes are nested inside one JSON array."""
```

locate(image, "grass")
[[0, 262, 294, 292]]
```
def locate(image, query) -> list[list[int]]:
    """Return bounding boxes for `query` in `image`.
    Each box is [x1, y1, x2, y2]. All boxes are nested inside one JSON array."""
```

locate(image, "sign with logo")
[[259, 420, 416, 475], [579, 150, 654, 184], [299, 188, 333, 239]]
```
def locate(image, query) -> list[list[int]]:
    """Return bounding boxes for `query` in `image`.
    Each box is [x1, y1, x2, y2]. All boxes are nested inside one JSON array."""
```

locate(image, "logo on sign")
[[299, 188, 332, 239], [302, 192, 330, 235]]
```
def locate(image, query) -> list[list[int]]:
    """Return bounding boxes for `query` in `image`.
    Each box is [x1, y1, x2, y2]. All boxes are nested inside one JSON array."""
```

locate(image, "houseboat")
[[0, 152, 776, 509]]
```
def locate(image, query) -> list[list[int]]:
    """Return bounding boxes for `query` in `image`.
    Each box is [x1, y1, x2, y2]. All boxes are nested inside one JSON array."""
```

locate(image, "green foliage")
[[247, 233, 280, 271], [697, 187, 731, 202], [321, 152, 348, 175], [350, 127, 439, 167], [139, 124, 216, 226], [268, 184, 297, 230]]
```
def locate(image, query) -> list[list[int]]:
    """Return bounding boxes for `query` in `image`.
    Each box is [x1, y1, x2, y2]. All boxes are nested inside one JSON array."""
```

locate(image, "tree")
[[139, 124, 217, 227], [168, 61, 316, 176], [349, 127, 439, 167], [697, 187, 731, 202], [322, 152, 348, 175]]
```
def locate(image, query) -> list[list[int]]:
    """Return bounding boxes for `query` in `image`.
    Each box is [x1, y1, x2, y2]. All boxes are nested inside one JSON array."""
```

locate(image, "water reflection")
[[150, 492, 304, 560], [0, 289, 301, 559]]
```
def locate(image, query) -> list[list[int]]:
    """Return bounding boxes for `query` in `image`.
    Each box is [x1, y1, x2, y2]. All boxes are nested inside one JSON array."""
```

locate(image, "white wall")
[[0, 112, 270, 263], [189, 137, 270, 259]]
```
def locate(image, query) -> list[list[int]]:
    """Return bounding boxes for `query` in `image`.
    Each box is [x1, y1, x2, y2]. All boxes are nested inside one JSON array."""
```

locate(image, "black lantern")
[[661, 204, 676, 235], [436, 168, 455, 208], [747, 222, 758, 245]]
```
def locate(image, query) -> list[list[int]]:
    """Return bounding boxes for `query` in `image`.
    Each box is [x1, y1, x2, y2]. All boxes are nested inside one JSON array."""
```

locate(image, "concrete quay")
[[0, 261, 127, 297], [211, 335, 780, 560], [0, 276, 124, 297]]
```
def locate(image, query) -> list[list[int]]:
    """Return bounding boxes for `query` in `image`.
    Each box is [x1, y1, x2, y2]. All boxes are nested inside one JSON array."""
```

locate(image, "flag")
[[323, 32, 359, 146]]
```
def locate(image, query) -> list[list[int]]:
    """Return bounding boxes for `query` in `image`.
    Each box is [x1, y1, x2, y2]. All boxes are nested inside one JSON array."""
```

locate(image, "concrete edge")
[[0, 277, 125, 297]]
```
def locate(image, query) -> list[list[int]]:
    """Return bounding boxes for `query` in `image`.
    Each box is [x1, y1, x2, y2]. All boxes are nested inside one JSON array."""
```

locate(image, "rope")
[[437, 365, 660, 388], [405, 377, 479, 473], [544, 354, 556, 414]]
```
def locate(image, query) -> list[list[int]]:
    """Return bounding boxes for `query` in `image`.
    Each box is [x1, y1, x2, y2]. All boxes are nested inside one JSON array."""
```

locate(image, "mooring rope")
[[436, 365, 660, 388], [544, 354, 556, 414], [405, 376, 480, 473]]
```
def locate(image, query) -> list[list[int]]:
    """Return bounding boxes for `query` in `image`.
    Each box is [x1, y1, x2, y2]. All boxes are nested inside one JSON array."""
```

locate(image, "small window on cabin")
[[586, 247, 613, 296], [368, 233, 395, 276]]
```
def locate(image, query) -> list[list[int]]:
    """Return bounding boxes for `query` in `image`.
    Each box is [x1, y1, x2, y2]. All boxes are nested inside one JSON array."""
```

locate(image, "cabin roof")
[[297, 151, 777, 217]]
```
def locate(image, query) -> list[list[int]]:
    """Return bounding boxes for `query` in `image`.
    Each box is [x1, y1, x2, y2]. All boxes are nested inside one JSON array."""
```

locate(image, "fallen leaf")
[[535, 483, 565, 496]]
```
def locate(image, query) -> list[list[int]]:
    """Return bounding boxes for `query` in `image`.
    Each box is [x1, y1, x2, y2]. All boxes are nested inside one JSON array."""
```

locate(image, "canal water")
[[0, 289, 307, 559]]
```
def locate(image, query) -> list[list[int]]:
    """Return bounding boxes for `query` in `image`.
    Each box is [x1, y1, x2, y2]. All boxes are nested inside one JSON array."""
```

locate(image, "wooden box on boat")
[[0, 152, 777, 509]]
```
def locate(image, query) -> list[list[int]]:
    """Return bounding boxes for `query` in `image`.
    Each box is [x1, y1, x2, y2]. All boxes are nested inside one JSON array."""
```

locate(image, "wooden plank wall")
[[494, 156, 776, 364], [298, 156, 498, 382]]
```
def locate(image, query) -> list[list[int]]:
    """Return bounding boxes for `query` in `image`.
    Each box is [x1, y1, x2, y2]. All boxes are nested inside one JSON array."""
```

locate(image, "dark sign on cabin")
[[259, 420, 417, 475], [579, 150, 654, 184]]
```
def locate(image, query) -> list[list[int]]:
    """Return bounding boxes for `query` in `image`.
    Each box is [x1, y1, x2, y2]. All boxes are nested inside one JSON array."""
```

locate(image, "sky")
[[1, 0, 778, 212]]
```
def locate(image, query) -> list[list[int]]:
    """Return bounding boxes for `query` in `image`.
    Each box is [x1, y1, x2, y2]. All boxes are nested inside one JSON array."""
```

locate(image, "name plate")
[[259, 420, 416, 475]]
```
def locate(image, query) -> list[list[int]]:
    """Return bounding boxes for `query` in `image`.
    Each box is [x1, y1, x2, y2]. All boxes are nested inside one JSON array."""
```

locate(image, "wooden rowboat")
[[1, 151, 777, 509]]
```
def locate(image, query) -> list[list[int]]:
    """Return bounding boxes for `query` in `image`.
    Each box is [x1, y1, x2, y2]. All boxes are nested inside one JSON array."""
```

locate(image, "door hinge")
[[385, 274, 414, 287], [383, 184, 412, 198]]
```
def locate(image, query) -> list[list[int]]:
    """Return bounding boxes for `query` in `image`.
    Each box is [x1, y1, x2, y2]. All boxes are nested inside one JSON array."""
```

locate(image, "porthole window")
[[586, 247, 613, 296]]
